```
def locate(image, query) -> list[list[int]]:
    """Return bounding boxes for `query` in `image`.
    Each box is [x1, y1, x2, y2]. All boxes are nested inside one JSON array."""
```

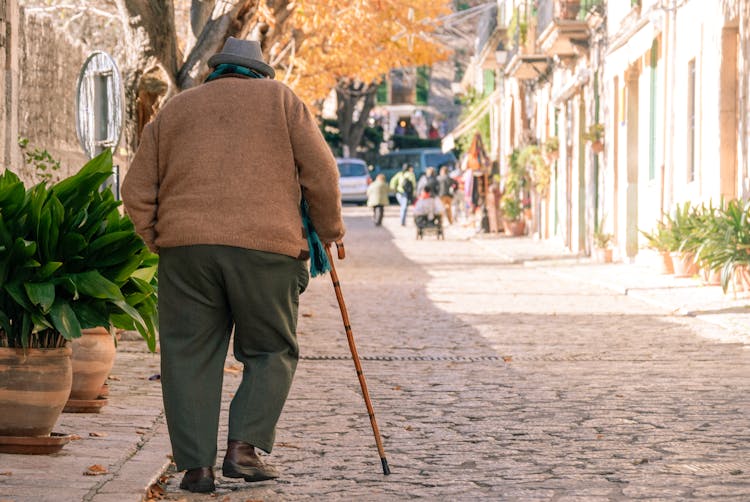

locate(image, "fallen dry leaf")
[[0, 471, 12, 476], [84, 464, 109, 476], [596, 434, 604, 439], [136, 429, 149, 435], [632, 458, 649, 465], [107, 375, 121, 381], [404, 425, 413, 431], [392, 385, 402, 391], [89, 432, 108, 437], [301, 312, 313, 317], [144, 481, 165, 500], [502, 356, 513, 362], [69, 434, 82, 441]]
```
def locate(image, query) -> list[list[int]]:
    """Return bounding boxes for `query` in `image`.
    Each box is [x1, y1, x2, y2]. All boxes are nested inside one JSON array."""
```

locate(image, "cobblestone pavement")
[[2, 204, 750, 501]]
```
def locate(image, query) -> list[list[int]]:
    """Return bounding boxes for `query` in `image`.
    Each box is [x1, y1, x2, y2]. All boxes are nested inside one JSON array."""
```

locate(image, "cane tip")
[[381, 457, 391, 475]]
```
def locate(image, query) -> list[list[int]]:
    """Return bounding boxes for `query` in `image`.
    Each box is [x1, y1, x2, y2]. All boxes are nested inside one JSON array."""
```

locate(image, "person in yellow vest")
[[366, 173, 389, 225]]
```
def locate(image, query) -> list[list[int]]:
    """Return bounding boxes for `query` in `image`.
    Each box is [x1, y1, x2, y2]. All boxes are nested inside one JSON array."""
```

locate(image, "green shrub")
[[0, 150, 158, 350]]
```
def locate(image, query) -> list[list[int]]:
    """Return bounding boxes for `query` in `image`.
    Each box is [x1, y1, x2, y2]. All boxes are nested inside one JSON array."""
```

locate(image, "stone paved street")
[[2, 205, 750, 502], [154, 205, 750, 500]]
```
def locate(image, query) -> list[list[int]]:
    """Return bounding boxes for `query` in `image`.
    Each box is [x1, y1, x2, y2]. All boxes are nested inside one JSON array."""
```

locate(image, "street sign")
[[75, 51, 123, 160]]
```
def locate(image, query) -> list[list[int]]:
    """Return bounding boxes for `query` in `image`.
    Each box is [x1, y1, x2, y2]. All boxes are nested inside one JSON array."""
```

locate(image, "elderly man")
[[122, 37, 344, 493]]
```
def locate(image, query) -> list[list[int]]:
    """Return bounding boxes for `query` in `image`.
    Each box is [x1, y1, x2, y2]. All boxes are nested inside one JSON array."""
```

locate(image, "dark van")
[[373, 148, 458, 185]]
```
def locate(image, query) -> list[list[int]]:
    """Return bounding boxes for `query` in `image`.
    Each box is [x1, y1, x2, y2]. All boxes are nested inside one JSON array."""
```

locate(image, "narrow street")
[[166, 205, 750, 500]]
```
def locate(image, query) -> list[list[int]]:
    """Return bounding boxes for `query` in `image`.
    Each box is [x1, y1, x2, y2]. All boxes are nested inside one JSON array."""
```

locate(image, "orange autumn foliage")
[[275, 0, 453, 104]]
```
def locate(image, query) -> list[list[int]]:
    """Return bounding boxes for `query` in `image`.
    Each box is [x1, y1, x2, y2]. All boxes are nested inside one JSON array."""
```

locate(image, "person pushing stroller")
[[413, 185, 445, 239]]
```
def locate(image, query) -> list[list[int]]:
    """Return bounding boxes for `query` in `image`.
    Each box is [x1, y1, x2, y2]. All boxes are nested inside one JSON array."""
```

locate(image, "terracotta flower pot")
[[502, 219, 526, 236], [594, 247, 613, 263], [0, 346, 72, 437], [660, 251, 674, 275], [69, 327, 116, 401], [671, 252, 699, 278]]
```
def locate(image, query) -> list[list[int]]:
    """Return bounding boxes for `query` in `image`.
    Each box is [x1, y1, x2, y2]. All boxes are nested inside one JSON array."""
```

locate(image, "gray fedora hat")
[[207, 37, 275, 78]]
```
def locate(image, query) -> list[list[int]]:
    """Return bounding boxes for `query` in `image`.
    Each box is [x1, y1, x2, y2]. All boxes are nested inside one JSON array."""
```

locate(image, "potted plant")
[[583, 123, 605, 154], [697, 199, 750, 295], [0, 150, 158, 452], [500, 149, 528, 236], [543, 136, 560, 162], [640, 222, 677, 274], [593, 229, 614, 263], [666, 202, 701, 277]]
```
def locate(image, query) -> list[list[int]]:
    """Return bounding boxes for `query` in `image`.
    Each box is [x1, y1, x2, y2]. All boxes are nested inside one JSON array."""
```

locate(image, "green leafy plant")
[[695, 199, 750, 293], [593, 230, 613, 248], [518, 144, 550, 196], [582, 123, 605, 143], [501, 148, 529, 221], [0, 150, 158, 351], [18, 137, 61, 183], [506, 7, 529, 49], [640, 222, 677, 253], [543, 136, 559, 155]]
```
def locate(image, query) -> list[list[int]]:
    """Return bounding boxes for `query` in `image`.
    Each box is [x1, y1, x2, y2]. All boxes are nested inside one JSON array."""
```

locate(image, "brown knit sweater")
[[121, 77, 345, 258]]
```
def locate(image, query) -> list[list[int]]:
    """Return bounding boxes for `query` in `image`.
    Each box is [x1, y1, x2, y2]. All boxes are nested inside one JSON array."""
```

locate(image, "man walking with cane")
[[122, 37, 344, 493]]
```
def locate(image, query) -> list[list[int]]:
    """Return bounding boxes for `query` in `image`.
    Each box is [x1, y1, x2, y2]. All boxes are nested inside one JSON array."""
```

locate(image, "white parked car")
[[336, 158, 371, 204]]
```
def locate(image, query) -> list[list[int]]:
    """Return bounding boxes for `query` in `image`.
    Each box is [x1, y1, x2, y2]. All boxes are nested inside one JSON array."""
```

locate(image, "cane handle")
[[335, 241, 346, 259]]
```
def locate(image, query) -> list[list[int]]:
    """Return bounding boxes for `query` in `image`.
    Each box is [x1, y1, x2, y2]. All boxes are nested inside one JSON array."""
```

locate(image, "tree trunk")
[[115, 0, 179, 151], [336, 81, 378, 158]]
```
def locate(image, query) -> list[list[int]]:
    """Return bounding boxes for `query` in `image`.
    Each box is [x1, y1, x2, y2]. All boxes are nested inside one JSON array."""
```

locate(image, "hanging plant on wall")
[[583, 123, 605, 153]]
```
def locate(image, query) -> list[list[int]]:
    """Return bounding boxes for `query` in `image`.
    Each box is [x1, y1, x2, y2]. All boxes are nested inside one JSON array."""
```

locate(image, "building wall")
[[15, 11, 89, 185]]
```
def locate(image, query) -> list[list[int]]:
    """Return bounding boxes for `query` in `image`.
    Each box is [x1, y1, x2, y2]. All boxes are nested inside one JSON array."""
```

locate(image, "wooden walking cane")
[[324, 241, 391, 475]]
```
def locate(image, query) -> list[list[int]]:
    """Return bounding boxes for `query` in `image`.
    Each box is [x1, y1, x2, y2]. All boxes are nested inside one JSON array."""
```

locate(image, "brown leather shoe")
[[179, 467, 215, 493], [222, 440, 279, 482]]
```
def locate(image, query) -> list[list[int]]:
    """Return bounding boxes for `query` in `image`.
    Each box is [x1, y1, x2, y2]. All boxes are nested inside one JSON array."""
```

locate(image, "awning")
[[604, 17, 658, 80], [441, 89, 500, 152]]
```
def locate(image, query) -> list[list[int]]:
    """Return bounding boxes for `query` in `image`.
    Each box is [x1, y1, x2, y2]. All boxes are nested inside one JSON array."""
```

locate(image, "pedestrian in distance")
[[121, 37, 345, 494], [436, 164, 458, 225], [366, 173, 389, 225], [416, 166, 439, 198], [389, 163, 417, 226]]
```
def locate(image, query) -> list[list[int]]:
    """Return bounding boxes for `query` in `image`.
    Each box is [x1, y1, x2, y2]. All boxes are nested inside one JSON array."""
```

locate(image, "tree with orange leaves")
[[112, 0, 451, 153], [288, 1, 452, 156]]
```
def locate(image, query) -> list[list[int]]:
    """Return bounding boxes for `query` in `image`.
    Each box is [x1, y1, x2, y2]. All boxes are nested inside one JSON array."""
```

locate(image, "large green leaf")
[[5, 281, 33, 311], [72, 301, 110, 330], [68, 270, 124, 301], [24, 282, 55, 312], [35, 261, 63, 281], [132, 265, 158, 284], [49, 298, 82, 340], [52, 150, 113, 208], [60, 233, 87, 258]]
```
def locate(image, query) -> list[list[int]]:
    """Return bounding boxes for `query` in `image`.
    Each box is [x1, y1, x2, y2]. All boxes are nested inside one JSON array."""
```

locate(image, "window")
[[483, 69, 495, 97], [687, 59, 696, 182], [376, 77, 388, 104], [416, 66, 430, 105]]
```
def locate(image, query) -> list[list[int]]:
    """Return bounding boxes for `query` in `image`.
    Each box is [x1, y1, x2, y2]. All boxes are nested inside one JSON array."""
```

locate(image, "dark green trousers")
[[158, 245, 309, 470]]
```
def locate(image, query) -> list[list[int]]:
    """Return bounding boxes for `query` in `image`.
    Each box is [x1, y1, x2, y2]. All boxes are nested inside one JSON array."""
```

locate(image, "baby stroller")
[[415, 214, 444, 240]]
